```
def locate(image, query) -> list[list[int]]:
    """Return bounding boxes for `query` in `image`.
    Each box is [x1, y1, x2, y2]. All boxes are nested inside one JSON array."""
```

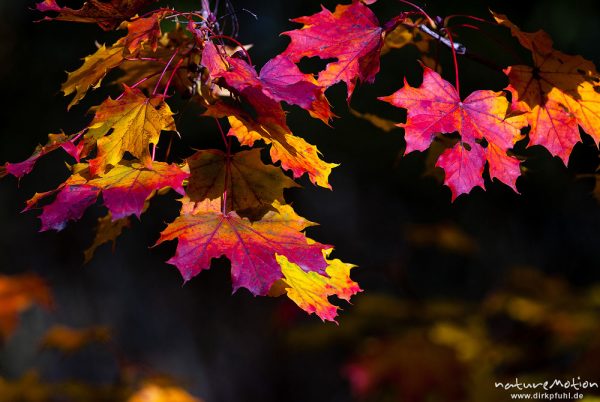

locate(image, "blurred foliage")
[[0, 274, 53, 342], [0, 274, 203, 402], [40, 325, 111, 354], [1, 1, 599, 401], [287, 267, 600, 401]]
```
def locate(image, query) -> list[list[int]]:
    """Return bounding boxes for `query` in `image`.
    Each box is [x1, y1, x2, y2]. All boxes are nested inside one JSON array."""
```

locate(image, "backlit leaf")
[[28, 162, 187, 231], [281, 1, 383, 99], [205, 99, 337, 189], [494, 12, 600, 164], [277, 249, 361, 322], [3, 133, 82, 179], [122, 12, 166, 54], [380, 66, 527, 199], [86, 86, 176, 175], [202, 41, 333, 123], [186, 148, 299, 220], [157, 199, 329, 295], [61, 40, 126, 109]]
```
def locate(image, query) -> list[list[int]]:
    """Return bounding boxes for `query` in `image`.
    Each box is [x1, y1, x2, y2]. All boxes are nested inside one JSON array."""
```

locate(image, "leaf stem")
[[162, 58, 185, 97], [124, 57, 166, 63], [444, 28, 460, 96], [69, 129, 86, 144], [214, 118, 231, 215], [153, 49, 179, 96], [397, 0, 436, 28], [214, 117, 229, 148], [210, 34, 253, 66]]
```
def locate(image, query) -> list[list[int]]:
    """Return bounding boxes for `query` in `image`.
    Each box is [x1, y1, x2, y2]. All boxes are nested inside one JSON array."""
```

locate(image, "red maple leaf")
[[380, 66, 527, 200], [202, 42, 337, 188], [3, 133, 82, 179], [156, 199, 329, 295], [27, 162, 188, 231], [202, 42, 332, 123], [281, 0, 383, 99]]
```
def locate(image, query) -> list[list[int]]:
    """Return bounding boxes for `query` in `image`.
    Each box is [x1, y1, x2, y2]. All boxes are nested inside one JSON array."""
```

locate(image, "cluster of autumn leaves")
[[1, 0, 599, 321]]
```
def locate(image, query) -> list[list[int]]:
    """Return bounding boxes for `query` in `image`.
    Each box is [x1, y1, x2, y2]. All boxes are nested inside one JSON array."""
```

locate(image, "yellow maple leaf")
[[276, 249, 361, 322], [62, 39, 126, 109], [86, 86, 176, 175]]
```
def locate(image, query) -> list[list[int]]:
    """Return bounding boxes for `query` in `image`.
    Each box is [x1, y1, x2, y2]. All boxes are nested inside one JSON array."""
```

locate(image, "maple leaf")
[[34, 172, 101, 232], [3, 133, 82, 179], [186, 149, 299, 220], [493, 12, 600, 164], [205, 97, 337, 189], [28, 162, 188, 231], [89, 162, 188, 219], [202, 42, 333, 123], [115, 28, 195, 93], [36, 0, 157, 31], [156, 198, 329, 295], [380, 66, 527, 199], [276, 249, 361, 322], [281, 0, 383, 99], [122, 11, 166, 54], [201, 43, 337, 187], [85, 86, 176, 175], [0, 274, 53, 341], [492, 12, 554, 56], [84, 213, 131, 263], [62, 39, 126, 109], [435, 142, 486, 198]]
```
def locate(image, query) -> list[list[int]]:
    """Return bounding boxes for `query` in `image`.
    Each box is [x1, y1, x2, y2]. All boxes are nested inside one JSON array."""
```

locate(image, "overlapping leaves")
[[493, 12, 600, 164], [4, 2, 362, 321], [8, 0, 599, 322]]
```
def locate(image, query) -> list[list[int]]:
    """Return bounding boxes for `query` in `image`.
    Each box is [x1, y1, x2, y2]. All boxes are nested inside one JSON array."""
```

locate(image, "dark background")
[[1, 1, 599, 401]]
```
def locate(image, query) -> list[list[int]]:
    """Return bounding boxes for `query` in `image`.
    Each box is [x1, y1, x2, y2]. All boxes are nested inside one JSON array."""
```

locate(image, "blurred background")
[[1, 0, 600, 401]]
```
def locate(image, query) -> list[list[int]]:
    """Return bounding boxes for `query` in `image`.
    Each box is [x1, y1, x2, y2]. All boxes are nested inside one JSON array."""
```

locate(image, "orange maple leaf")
[[121, 11, 167, 54], [493, 12, 600, 164]]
